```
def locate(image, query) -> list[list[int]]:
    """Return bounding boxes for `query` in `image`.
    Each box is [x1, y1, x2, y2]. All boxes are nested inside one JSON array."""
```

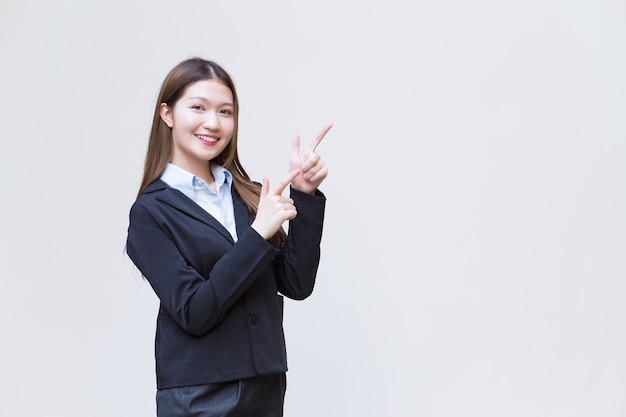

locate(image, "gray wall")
[[1, 0, 625, 415]]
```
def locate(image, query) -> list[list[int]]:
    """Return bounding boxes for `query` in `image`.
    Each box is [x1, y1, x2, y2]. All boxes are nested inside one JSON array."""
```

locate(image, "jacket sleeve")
[[275, 187, 326, 300], [126, 202, 278, 336]]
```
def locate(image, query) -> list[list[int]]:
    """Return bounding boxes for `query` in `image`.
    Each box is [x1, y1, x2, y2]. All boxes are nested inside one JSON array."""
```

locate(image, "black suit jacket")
[[126, 179, 325, 389]]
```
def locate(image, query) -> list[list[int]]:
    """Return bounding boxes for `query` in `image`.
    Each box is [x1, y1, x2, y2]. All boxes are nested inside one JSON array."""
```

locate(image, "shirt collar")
[[210, 163, 232, 190], [160, 163, 233, 200]]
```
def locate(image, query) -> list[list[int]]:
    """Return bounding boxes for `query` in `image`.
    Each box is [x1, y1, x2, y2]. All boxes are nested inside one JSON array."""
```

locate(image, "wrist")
[[291, 185, 316, 195], [250, 222, 270, 240]]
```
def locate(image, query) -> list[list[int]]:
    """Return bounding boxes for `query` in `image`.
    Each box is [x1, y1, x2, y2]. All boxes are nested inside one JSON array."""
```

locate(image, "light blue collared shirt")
[[160, 163, 238, 242]]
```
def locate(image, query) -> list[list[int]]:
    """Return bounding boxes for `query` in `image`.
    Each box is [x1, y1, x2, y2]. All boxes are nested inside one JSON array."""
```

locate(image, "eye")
[[220, 108, 233, 116], [191, 105, 204, 111]]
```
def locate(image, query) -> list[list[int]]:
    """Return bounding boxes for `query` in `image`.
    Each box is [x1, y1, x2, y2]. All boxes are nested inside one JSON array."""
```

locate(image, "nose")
[[202, 111, 219, 130]]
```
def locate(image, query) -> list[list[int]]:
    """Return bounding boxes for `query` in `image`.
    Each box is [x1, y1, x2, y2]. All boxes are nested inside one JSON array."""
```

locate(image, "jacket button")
[[248, 314, 258, 325]]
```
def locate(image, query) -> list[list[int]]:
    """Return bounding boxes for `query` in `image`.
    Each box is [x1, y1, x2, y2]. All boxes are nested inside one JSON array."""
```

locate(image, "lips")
[[195, 134, 218, 144]]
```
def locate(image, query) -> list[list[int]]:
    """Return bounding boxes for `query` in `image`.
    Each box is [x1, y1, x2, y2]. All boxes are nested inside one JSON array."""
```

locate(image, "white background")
[[1, 1, 625, 416]]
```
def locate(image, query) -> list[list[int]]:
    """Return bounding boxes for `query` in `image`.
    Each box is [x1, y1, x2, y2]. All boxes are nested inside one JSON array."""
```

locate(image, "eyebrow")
[[186, 96, 234, 107]]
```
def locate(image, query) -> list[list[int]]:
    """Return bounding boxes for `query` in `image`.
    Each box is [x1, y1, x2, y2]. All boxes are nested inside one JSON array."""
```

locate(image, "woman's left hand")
[[289, 123, 332, 194]]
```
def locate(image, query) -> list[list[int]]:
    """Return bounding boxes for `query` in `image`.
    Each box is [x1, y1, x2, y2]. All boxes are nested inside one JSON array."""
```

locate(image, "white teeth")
[[196, 135, 217, 142]]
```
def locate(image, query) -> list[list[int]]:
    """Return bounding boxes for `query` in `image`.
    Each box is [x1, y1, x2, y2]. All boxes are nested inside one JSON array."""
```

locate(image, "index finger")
[[306, 123, 333, 153], [272, 169, 301, 196]]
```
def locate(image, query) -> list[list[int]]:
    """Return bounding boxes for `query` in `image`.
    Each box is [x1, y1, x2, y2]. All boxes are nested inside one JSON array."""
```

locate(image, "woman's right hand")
[[251, 169, 301, 240]]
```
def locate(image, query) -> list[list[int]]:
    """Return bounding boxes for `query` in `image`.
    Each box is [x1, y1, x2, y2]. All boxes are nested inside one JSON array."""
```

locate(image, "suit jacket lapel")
[[232, 189, 253, 239], [147, 179, 235, 243]]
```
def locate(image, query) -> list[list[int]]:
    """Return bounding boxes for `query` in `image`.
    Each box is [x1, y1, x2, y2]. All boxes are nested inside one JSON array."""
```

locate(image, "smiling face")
[[160, 79, 235, 178]]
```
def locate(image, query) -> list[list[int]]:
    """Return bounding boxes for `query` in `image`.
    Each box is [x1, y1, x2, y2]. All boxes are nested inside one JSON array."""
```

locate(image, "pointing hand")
[[289, 123, 332, 194], [251, 169, 301, 240]]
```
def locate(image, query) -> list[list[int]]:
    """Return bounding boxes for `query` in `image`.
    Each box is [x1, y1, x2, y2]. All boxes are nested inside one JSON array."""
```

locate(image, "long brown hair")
[[136, 57, 286, 246]]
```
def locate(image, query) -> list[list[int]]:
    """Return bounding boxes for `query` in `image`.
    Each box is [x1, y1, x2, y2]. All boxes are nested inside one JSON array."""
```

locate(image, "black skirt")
[[156, 373, 286, 417]]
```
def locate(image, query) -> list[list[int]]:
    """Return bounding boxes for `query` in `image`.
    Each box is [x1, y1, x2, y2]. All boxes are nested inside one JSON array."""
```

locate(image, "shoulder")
[[129, 180, 169, 222]]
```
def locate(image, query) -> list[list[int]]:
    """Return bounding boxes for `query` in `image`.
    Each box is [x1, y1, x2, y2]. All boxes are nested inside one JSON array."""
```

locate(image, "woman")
[[126, 57, 331, 416]]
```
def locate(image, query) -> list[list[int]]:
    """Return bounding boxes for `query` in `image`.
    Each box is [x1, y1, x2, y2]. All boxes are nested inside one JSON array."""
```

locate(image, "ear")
[[159, 103, 174, 128]]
